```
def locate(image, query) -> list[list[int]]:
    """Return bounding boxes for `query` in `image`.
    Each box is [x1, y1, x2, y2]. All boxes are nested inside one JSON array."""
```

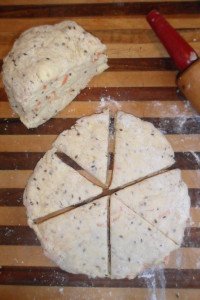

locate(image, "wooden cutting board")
[[0, 1, 200, 299]]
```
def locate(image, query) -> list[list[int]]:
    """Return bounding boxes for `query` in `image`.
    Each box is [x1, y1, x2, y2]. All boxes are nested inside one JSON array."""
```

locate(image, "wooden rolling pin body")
[[177, 60, 200, 112]]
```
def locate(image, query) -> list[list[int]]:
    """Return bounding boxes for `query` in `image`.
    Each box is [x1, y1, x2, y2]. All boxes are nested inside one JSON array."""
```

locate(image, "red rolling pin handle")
[[146, 10, 198, 71]]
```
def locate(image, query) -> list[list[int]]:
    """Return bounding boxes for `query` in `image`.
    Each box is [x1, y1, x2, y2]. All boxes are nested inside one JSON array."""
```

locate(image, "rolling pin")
[[146, 10, 200, 113]]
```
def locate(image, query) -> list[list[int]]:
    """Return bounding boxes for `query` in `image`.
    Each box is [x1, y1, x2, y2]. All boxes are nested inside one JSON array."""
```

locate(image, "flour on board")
[[97, 96, 121, 113], [139, 265, 166, 300], [190, 151, 200, 167]]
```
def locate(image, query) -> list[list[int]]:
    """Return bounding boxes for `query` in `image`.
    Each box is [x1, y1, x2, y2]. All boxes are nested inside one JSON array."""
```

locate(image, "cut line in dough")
[[33, 167, 177, 225], [110, 197, 179, 279], [114, 169, 190, 246], [56, 152, 107, 189]]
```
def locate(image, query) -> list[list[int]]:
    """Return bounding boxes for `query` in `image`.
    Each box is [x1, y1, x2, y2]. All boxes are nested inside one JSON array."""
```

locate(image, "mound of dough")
[[2, 21, 108, 128], [24, 111, 190, 279]]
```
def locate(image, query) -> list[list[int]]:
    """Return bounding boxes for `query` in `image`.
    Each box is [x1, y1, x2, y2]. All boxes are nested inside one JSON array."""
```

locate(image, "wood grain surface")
[[0, 0, 200, 299]]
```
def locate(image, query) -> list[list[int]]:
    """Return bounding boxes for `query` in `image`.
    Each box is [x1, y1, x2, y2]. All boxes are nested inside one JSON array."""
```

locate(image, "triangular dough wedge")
[[110, 198, 178, 279], [54, 111, 110, 185], [114, 169, 190, 245], [23, 148, 102, 220], [110, 111, 175, 189], [32, 197, 109, 278]]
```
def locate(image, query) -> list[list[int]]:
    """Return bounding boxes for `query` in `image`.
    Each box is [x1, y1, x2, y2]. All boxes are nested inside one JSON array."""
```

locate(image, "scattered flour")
[[144, 99, 198, 135], [174, 251, 183, 269], [176, 117, 188, 133], [190, 51, 198, 62], [14, 258, 19, 264], [187, 51, 198, 64], [189, 151, 200, 167], [97, 96, 121, 113], [4, 227, 14, 237], [59, 287, 64, 294], [138, 265, 166, 300], [67, 108, 75, 113], [196, 259, 200, 269]]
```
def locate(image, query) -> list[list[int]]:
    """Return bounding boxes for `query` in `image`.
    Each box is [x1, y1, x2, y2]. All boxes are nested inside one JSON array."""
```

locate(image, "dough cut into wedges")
[[114, 169, 190, 245], [54, 111, 110, 185], [110, 111, 175, 189], [23, 148, 102, 220], [32, 196, 109, 278], [110, 198, 178, 279]]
